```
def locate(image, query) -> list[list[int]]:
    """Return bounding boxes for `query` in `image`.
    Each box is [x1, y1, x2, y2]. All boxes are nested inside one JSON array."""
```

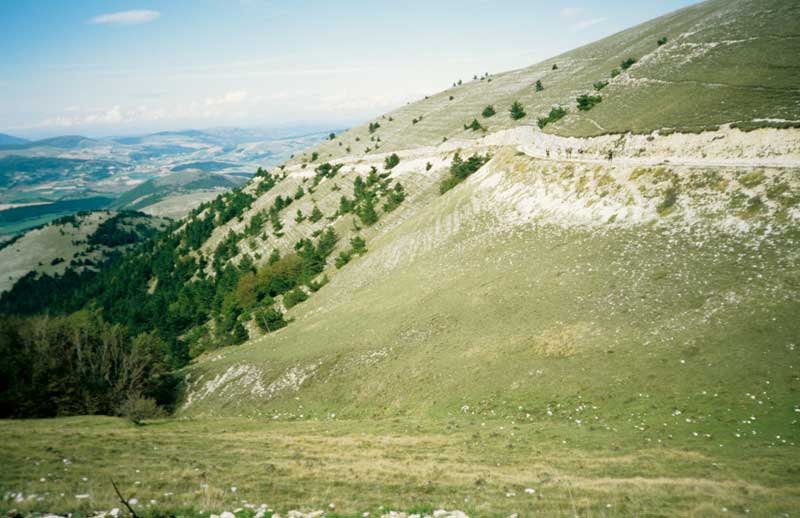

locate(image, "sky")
[[0, 0, 701, 139]]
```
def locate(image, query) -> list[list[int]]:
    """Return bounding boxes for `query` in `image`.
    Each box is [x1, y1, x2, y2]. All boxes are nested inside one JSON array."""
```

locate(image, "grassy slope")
[[0, 211, 168, 293], [3, 0, 800, 515], [293, 0, 799, 166]]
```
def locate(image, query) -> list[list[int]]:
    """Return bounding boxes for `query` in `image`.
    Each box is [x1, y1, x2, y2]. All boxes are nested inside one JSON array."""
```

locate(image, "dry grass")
[[2, 416, 799, 517]]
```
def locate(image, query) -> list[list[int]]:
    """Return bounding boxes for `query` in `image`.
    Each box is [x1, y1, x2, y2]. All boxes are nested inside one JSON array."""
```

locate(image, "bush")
[[253, 306, 287, 333], [329, 132, 336, 140], [382, 182, 406, 212], [356, 197, 378, 226], [552, 64, 558, 70], [620, 57, 636, 70], [611, 68, 621, 78], [657, 36, 668, 46], [231, 322, 249, 344], [593, 80, 608, 91], [439, 152, 492, 194], [535, 80, 544, 92], [349, 235, 367, 254], [384, 153, 400, 170], [482, 105, 496, 118], [311, 151, 319, 162], [656, 187, 678, 215], [576, 94, 602, 111], [120, 395, 164, 425], [283, 287, 309, 309], [426, 162, 433, 171], [335, 250, 351, 269], [464, 118, 483, 131], [368, 122, 380, 133], [510, 101, 526, 120], [537, 105, 568, 129], [309, 206, 324, 223]]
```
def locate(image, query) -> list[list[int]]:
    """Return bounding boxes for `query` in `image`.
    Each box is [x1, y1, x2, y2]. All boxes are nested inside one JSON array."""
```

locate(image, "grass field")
[[1, 414, 798, 517]]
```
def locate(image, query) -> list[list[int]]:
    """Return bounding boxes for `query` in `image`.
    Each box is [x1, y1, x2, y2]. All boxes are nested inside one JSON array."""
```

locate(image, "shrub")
[[254, 306, 287, 333], [339, 196, 354, 214], [536, 105, 568, 129], [356, 197, 378, 226], [310, 206, 324, 223], [120, 395, 164, 425], [384, 153, 400, 170], [231, 322, 249, 344], [620, 57, 636, 70], [510, 101, 526, 120], [657, 36, 668, 46], [283, 287, 309, 309], [656, 187, 678, 215], [426, 162, 433, 171], [535, 80, 544, 92], [576, 94, 602, 111], [294, 209, 306, 223], [482, 105, 496, 118], [382, 182, 406, 212], [464, 118, 483, 131], [350, 235, 367, 254], [329, 132, 336, 140], [552, 64, 558, 70], [593, 80, 608, 91], [311, 151, 319, 162], [611, 68, 621, 78], [449, 95, 455, 101], [335, 251, 351, 269], [439, 152, 492, 194], [368, 122, 380, 133]]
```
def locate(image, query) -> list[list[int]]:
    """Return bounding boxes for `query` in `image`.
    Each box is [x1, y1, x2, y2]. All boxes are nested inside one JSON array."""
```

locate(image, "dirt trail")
[[517, 144, 800, 169]]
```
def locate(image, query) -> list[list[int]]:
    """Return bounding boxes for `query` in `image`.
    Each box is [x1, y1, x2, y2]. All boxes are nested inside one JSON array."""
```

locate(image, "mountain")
[[0, 133, 29, 146], [110, 169, 248, 219], [0, 128, 331, 235], [1, 0, 799, 515]]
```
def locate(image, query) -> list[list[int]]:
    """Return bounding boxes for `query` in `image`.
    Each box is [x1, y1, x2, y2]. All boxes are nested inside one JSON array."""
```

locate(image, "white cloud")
[[204, 90, 249, 106], [88, 10, 161, 25], [570, 17, 607, 32], [560, 7, 584, 18]]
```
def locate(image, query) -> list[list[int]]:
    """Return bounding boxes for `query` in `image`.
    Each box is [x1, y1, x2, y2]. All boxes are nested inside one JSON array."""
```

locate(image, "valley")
[[1, 0, 799, 516], [0, 129, 332, 237]]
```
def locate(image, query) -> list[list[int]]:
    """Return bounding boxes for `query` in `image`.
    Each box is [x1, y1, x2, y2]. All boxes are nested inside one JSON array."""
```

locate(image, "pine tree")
[[510, 101, 526, 120]]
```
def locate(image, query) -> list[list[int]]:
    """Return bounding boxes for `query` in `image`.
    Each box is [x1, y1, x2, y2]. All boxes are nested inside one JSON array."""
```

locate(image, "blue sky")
[[0, 0, 700, 138]]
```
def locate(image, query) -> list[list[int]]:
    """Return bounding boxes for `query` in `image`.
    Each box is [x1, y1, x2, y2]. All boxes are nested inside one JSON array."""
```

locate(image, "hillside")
[[295, 0, 799, 167], [1, 0, 799, 515], [0, 134, 29, 147], [110, 170, 248, 219], [0, 210, 168, 293]]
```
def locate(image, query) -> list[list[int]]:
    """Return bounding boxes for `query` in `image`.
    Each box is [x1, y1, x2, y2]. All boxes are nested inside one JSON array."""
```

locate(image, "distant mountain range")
[[0, 127, 335, 234], [0, 133, 30, 146]]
